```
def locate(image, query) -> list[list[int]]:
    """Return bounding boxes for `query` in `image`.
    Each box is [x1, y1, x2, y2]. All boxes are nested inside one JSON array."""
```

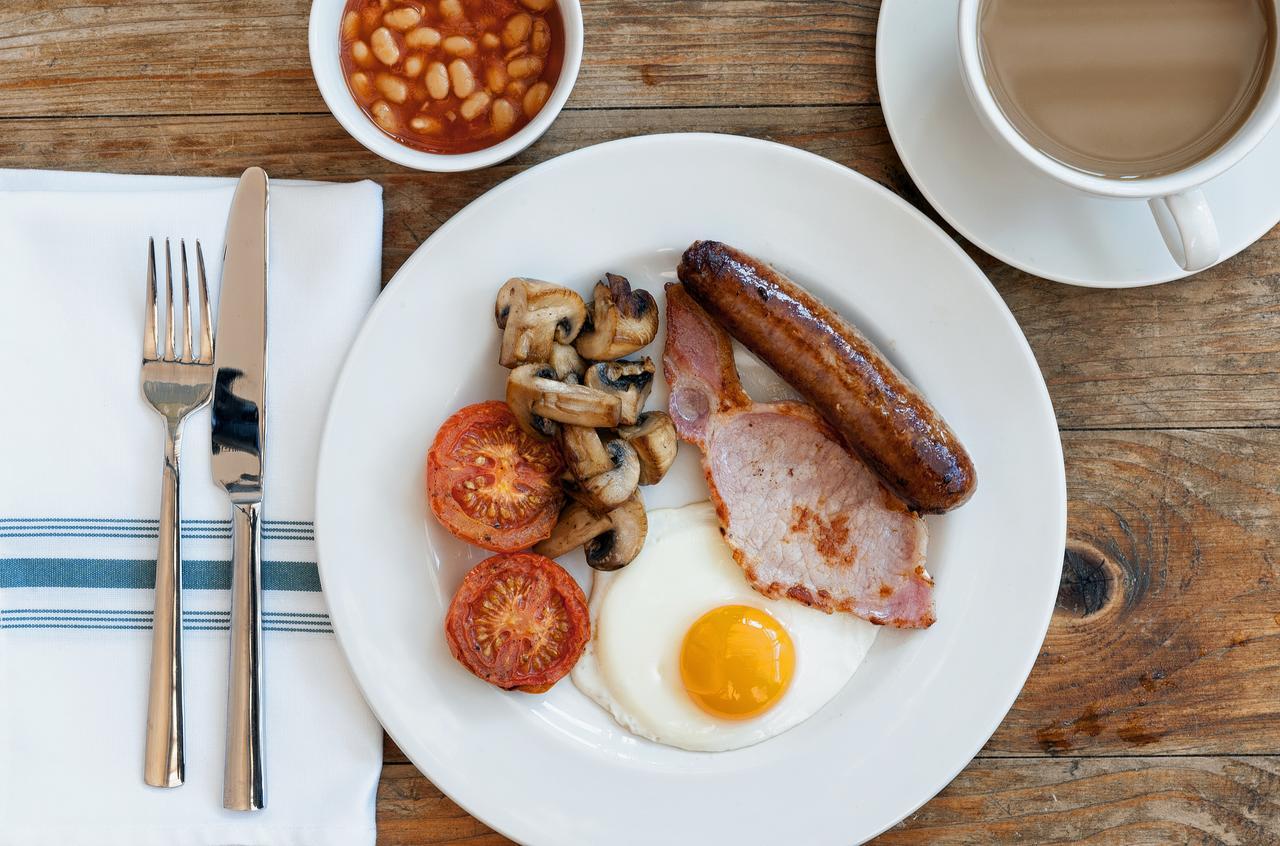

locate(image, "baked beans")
[[340, 0, 565, 155]]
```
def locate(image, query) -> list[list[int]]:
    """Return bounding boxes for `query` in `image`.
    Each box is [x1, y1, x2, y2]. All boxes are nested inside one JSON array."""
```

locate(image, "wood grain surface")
[[0, 0, 878, 116], [378, 752, 1280, 845], [4, 0, 1279, 842]]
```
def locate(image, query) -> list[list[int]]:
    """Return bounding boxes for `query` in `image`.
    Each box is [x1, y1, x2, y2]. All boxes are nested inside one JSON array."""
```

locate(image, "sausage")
[[677, 240, 976, 514]]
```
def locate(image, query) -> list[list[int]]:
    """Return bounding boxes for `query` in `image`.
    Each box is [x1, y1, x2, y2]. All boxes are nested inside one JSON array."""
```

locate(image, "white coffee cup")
[[957, 0, 1280, 273]]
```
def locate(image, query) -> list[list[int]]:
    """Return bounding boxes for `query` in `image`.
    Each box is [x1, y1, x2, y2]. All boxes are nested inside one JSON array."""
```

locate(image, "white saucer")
[[876, 0, 1280, 288]]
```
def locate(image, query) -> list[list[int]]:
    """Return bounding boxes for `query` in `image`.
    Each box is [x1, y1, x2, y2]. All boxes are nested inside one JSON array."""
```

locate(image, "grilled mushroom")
[[533, 500, 612, 559], [583, 358, 655, 425], [617, 411, 678, 485], [560, 424, 640, 513], [585, 494, 648, 571], [574, 274, 659, 360], [506, 364, 620, 437], [549, 342, 586, 383], [533, 494, 649, 571], [495, 278, 587, 368]]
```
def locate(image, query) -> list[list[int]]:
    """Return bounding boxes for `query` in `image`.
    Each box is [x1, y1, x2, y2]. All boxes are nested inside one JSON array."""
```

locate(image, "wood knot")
[[1057, 542, 1121, 618]]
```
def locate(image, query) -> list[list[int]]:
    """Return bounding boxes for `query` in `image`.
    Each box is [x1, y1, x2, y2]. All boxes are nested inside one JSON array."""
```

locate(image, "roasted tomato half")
[[427, 401, 564, 552], [445, 552, 590, 692]]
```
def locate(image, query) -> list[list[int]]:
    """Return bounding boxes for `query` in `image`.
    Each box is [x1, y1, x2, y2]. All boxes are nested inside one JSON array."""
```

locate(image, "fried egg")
[[572, 501, 877, 751]]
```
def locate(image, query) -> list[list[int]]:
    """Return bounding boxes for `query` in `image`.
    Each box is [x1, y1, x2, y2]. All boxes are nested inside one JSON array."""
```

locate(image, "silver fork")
[[142, 238, 214, 789]]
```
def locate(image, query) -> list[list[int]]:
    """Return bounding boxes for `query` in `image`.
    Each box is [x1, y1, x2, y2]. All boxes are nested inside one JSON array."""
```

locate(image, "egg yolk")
[[679, 604, 795, 720]]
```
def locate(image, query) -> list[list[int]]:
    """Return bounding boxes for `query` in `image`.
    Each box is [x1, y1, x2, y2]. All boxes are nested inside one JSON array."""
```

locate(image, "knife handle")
[[224, 499, 265, 811]]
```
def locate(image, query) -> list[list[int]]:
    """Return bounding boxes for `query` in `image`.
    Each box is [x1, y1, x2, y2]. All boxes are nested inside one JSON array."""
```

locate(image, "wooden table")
[[7, 1, 1278, 842]]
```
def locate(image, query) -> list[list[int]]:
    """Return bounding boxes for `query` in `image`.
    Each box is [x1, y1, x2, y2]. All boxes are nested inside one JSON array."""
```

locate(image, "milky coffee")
[[979, 0, 1275, 178]]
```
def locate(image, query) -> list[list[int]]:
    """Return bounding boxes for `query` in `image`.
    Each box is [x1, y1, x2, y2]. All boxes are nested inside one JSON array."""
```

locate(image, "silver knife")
[[211, 166, 269, 812]]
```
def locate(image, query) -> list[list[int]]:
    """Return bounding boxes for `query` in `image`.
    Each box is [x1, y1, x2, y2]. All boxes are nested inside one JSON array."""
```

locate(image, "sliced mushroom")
[[506, 364, 620, 437], [495, 278, 587, 368], [549, 342, 586, 383], [533, 500, 612, 559], [584, 358, 655, 425], [560, 424, 640, 513], [535, 383, 621, 429], [559, 424, 613, 478], [506, 363, 558, 436], [617, 411, 678, 485], [585, 494, 648, 571], [533, 494, 649, 570], [574, 274, 659, 360]]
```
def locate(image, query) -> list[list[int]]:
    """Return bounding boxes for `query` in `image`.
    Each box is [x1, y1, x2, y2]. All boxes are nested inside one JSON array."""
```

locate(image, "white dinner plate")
[[877, 0, 1280, 287], [315, 133, 1066, 845]]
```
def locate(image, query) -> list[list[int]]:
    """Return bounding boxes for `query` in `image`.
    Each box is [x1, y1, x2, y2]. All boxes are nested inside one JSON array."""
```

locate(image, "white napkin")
[[0, 170, 384, 846]]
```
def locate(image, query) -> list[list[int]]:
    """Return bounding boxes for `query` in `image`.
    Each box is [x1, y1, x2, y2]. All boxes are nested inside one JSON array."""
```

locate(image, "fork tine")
[[180, 240, 193, 362], [164, 238, 177, 360], [196, 241, 213, 364], [144, 238, 159, 360]]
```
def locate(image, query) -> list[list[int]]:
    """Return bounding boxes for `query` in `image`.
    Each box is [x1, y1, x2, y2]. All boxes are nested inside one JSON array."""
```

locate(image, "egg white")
[[572, 501, 878, 752]]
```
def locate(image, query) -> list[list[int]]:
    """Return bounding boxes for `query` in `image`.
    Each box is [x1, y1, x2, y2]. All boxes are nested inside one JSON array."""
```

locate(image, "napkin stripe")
[[1, 624, 334, 633], [0, 518, 314, 541], [0, 609, 333, 634], [0, 557, 322, 592], [0, 532, 313, 540], [2, 625, 335, 633], [2, 623, 332, 630], [1, 611, 330, 619], [0, 518, 315, 524]]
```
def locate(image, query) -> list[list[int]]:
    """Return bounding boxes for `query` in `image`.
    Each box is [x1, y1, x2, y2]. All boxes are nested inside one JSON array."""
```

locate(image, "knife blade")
[[211, 166, 269, 812], [213, 167, 268, 496]]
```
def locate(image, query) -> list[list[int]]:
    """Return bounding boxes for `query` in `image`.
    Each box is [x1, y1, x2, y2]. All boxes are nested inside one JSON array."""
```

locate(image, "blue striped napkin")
[[0, 170, 384, 846]]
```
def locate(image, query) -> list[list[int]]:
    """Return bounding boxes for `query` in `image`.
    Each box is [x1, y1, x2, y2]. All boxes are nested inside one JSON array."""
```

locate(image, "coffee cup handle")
[[1148, 189, 1219, 273]]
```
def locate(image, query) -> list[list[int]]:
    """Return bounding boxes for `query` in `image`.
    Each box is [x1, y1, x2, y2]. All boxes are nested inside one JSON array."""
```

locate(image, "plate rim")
[[315, 131, 1067, 845], [874, 0, 1280, 289]]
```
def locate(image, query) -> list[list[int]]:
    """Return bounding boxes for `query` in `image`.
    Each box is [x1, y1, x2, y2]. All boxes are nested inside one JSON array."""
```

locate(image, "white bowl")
[[308, 0, 583, 172]]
